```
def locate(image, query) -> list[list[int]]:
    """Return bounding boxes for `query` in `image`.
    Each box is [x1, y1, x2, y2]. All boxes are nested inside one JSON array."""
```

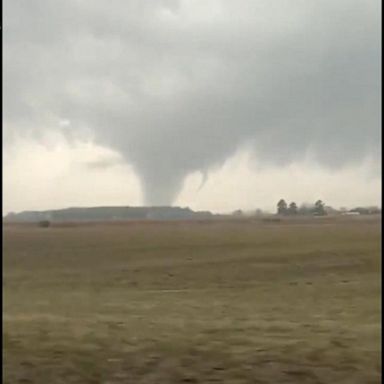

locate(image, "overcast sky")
[[3, 0, 381, 214]]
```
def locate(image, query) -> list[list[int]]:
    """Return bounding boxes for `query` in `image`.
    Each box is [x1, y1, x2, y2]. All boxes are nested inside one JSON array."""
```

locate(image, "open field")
[[3, 216, 381, 383]]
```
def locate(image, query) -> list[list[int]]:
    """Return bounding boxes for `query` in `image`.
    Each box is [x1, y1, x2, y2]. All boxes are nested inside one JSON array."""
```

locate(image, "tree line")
[[277, 199, 326, 216]]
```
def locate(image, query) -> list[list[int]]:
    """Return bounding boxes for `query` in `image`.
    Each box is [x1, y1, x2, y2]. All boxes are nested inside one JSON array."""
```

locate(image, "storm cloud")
[[4, 0, 381, 205]]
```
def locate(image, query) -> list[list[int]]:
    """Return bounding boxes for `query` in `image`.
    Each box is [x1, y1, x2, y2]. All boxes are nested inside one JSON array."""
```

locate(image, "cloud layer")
[[4, 0, 381, 205]]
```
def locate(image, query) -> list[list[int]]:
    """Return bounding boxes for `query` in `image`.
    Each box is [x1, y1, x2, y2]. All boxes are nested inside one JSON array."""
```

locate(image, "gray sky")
[[3, 0, 381, 213]]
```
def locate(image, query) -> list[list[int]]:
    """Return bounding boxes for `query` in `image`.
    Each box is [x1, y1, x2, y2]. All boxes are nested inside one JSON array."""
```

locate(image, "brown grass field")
[[3, 216, 381, 383]]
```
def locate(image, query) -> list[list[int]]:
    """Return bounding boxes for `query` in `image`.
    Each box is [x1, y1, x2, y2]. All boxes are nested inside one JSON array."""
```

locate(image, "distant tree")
[[368, 206, 381, 214], [350, 206, 380, 215], [324, 206, 337, 215], [298, 203, 313, 215], [288, 202, 298, 215], [38, 220, 51, 228], [232, 209, 243, 217], [277, 199, 288, 215], [314, 200, 326, 216]]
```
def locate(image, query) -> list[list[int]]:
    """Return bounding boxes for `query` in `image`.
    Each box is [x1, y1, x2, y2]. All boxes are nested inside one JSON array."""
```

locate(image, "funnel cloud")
[[4, 0, 381, 205]]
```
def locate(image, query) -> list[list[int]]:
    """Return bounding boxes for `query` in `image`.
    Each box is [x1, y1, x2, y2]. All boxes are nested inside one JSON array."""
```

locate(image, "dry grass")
[[3, 216, 381, 383]]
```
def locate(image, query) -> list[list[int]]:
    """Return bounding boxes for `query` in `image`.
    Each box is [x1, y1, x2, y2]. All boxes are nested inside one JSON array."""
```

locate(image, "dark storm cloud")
[[3, 0, 381, 204]]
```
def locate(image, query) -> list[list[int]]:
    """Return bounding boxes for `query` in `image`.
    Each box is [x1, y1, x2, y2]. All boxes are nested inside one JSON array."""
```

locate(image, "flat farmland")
[[3, 217, 381, 383]]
